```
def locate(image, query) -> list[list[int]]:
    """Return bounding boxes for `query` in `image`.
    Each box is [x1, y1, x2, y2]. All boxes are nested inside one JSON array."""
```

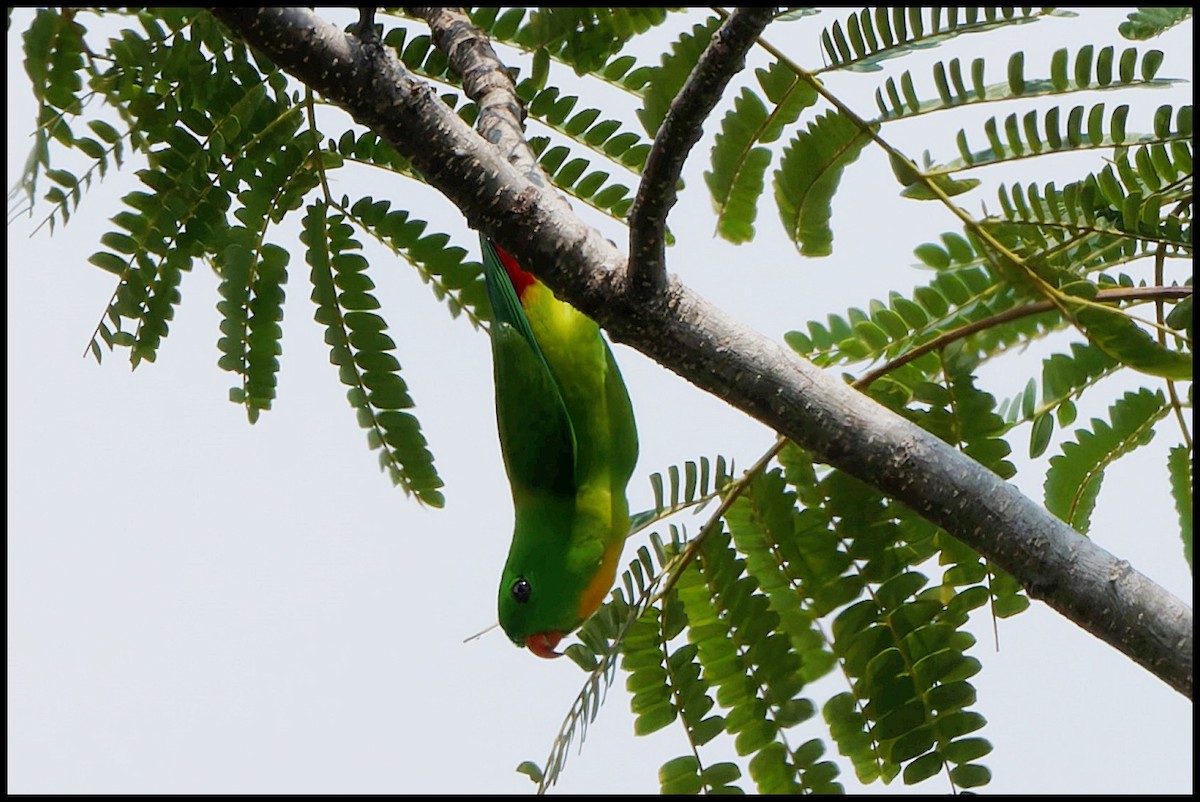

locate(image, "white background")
[[8, 7, 1192, 794]]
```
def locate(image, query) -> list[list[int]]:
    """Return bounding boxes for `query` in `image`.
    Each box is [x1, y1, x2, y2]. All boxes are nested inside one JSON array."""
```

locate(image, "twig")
[[409, 7, 542, 179], [627, 7, 775, 298], [654, 435, 787, 603]]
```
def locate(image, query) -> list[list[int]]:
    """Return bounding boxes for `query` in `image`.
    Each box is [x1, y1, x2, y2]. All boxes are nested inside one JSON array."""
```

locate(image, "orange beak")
[[524, 631, 565, 659]]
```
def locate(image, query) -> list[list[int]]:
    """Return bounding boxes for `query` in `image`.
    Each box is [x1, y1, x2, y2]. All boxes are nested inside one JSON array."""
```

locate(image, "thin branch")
[[655, 435, 787, 603], [305, 87, 333, 203], [855, 285, 1194, 390], [409, 6, 541, 180], [627, 6, 775, 298]]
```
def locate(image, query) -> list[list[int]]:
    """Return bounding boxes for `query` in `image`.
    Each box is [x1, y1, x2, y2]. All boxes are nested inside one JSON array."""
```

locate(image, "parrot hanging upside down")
[[480, 235, 639, 659]]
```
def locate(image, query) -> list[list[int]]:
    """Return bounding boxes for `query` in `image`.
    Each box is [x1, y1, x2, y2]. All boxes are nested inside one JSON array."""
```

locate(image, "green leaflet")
[[635, 455, 733, 531], [509, 8, 670, 76], [216, 234, 288, 422], [1001, 341, 1120, 451], [819, 8, 1063, 74], [875, 46, 1178, 123], [658, 754, 703, 794], [705, 88, 774, 243], [303, 201, 444, 507], [622, 606, 675, 736], [913, 368, 1016, 479], [1045, 388, 1168, 533], [343, 197, 488, 328], [1068, 301, 1192, 380], [638, 16, 720, 137], [473, 5, 659, 94], [774, 111, 872, 257], [674, 528, 792, 775], [549, 441, 1000, 793], [520, 85, 654, 176], [989, 169, 1192, 253], [73, 14, 305, 370], [529, 137, 639, 223], [1119, 7, 1193, 40], [705, 62, 819, 243], [19, 5, 87, 221], [787, 258, 1046, 375], [1167, 446, 1193, 571], [23, 9, 86, 113], [825, 691, 892, 784], [725, 471, 834, 685], [219, 140, 321, 419], [950, 101, 1192, 173]]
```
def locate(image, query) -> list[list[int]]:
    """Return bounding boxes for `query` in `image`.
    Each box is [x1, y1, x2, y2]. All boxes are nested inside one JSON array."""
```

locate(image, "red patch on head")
[[493, 243, 536, 299]]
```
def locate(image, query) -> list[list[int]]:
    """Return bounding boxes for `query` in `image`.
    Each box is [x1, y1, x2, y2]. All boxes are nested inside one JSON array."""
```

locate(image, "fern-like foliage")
[[817, 8, 1067, 74], [1119, 7, 1193, 40], [947, 100, 1191, 173], [775, 111, 873, 256], [874, 45, 1175, 123], [529, 527, 688, 791], [638, 455, 734, 527], [528, 437, 1005, 792], [998, 341, 1120, 458], [378, 14, 666, 234], [1045, 388, 1168, 533], [14, 8, 92, 225], [1167, 445, 1193, 570], [303, 201, 444, 506], [341, 196, 489, 328], [14, 8, 483, 502], [477, 7, 670, 76], [706, 61, 819, 243], [638, 16, 721, 137]]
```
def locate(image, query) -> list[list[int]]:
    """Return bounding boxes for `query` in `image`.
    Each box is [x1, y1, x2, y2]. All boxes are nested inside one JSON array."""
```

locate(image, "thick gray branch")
[[627, 7, 776, 297], [208, 7, 1193, 699]]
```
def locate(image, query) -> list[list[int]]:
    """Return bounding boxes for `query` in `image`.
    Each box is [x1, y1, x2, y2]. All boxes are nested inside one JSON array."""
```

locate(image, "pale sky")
[[7, 8, 1192, 794]]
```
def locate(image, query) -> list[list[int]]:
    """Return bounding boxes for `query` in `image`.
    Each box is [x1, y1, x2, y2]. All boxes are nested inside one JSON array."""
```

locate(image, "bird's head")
[[498, 513, 621, 659], [498, 560, 578, 659]]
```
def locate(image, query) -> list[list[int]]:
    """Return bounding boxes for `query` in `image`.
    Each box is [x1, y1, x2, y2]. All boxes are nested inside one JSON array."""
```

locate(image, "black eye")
[[511, 577, 532, 604]]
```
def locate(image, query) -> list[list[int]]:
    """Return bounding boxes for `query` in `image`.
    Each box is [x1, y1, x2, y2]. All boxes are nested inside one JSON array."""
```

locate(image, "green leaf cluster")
[[1045, 389, 1167, 533], [473, 7, 670, 76], [1119, 7, 1193, 40], [303, 201, 444, 507], [819, 8, 1064, 74], [536, 441, 1014, 792]]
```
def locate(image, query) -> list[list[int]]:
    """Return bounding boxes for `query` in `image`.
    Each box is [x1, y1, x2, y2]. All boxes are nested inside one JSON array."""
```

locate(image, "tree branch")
[[208, 7, 1193, 699], [627, 6, 776, 297], [409, 6, 540, 179]]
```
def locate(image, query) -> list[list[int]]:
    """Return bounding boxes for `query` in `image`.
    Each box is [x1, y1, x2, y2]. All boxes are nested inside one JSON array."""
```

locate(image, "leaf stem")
[[854, 285, 1192, 390]]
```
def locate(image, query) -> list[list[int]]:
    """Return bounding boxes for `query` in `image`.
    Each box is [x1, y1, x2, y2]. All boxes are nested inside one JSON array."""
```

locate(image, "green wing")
[[481, 235, 577, 499], [602, 340, 639, 496]]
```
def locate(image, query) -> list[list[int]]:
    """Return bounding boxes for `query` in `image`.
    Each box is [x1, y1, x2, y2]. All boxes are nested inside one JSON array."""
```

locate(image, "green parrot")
[[480, 235, 639, 658]]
